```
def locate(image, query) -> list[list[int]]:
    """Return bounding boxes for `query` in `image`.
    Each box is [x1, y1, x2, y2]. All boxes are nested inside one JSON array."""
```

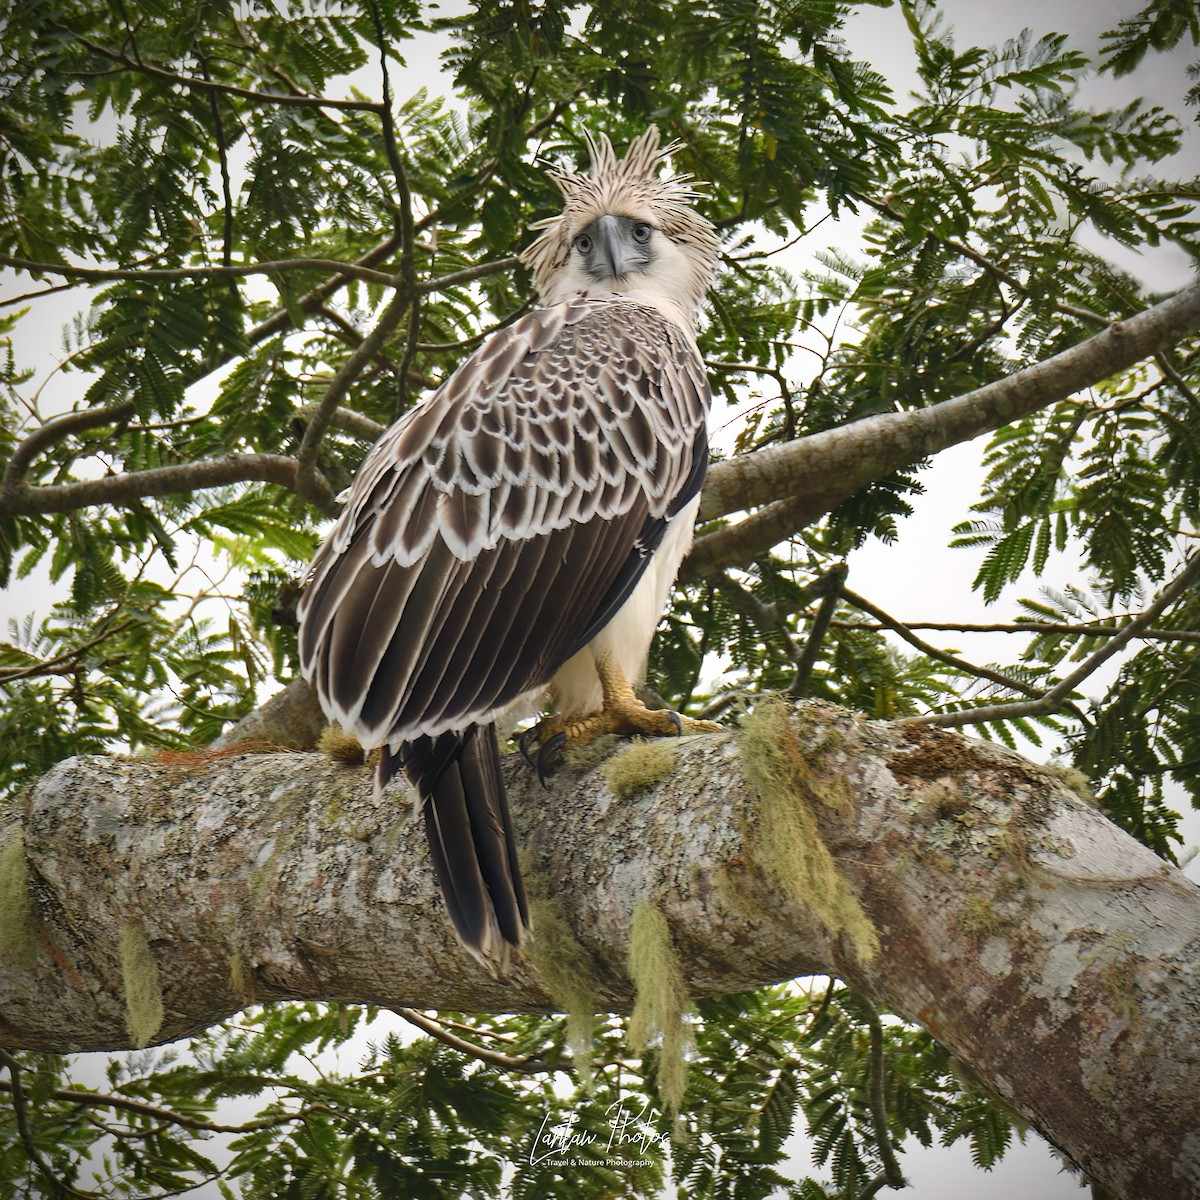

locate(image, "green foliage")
[[0, 988, 1027, 1199], [1100, 0, 1200, 83], [1, 0, 1198, 1195]]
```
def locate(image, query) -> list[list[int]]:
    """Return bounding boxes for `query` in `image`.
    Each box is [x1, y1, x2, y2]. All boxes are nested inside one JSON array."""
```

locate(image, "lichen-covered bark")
[[1, 702, 1197, 1199]]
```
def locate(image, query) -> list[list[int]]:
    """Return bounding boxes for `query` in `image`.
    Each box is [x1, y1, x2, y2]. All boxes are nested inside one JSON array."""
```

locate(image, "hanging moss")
[[0, 834, 38, 972], [627, 900, 690, 1115], [526, 888, 599, 1088], [602, 739, 677, 801], [229, 951, 257, 1006], [120, 923, 164, 1049], [736, 697, 879, 963]]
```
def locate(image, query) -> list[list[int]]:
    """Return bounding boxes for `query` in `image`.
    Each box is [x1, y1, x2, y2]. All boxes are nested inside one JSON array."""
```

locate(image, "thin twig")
[[713, 574, 804, 662], [841, 588, 1043, 699], [829, 617, 1200, 645], [63, 29, 381, 113], [288, 0, 417, 496], [0, 253, 399, 290], [415, 299, 533, 353], [0, 618, 137, 684], [863, 194, 1113, 328], [0, 1078, 322, 1136], [394, 1008, 549, 1073], [913, 553, 1200, 729], [3, 402, 135, 491], [791, 563, 848, 696], [0, 1049, 98, 1198], [238, 231, 402, 358]]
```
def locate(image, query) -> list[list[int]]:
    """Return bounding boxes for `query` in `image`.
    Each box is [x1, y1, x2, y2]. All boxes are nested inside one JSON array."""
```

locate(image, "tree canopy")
[[1, 0, 1198, 1196]]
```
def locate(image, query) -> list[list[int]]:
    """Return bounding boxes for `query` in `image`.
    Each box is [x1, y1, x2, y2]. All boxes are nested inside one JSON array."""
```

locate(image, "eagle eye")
[[574, 233, 592, 254], [632, 222, 652, 244]]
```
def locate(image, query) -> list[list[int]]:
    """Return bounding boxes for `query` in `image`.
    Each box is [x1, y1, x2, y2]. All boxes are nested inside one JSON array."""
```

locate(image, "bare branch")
[[297, 403, 385, 443], [417, 256, 521, 295], [863, 999, 906, 1191], [289, 2, 418, 484], [294, 284, 412, 503], [0, 1078, 317, 1137], [0, 618, 136, 684], [394, 1008, 549, 1073], [0, 1049, 98, 1198], [238, 232, 404, 360], [863, 194, 1112, 328], [790, 563, 848, 697]]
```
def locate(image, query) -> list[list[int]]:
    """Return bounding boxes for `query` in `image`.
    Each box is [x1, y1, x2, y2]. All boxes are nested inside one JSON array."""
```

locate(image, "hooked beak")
[[590, 214, 638, 280]]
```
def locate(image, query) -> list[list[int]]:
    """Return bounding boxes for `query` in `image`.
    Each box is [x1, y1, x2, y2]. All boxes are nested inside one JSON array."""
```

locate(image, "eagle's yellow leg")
[[537, 652, 722, 750]]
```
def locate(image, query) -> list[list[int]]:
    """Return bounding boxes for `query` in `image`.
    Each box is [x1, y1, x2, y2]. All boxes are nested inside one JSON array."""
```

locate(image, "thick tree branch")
[[690, 281, 1200, 570], [4, 704, 1199, 1199]]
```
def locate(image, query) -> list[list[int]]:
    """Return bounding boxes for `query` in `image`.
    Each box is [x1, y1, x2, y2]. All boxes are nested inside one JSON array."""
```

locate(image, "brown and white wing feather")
[[298, 296, 709, 750]]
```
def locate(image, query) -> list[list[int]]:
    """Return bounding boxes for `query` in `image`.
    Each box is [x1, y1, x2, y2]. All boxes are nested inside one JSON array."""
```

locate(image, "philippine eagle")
[[298, 128, 720, 972]]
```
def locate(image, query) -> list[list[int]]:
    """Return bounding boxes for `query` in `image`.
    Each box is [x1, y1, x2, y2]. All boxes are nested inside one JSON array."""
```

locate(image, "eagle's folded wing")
[[298, 295, 710, 752]]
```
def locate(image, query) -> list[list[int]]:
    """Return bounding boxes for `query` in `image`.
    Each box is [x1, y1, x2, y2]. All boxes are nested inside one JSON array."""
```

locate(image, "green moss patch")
[[602, 739, 677, 801]]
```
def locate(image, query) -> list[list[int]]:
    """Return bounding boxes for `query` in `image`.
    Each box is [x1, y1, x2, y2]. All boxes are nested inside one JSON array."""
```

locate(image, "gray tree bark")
[[1, 701, 1197, 1200]]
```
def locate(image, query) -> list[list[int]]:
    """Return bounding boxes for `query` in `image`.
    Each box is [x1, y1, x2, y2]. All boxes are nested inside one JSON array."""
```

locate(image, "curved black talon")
[[518, 724, 542, 769], [536, 732, 567, 786], [666, 710, 683, 735]]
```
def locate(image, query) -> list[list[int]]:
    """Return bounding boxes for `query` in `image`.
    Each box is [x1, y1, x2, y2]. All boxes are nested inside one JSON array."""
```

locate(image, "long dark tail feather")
[[387, 725, 530, 974]]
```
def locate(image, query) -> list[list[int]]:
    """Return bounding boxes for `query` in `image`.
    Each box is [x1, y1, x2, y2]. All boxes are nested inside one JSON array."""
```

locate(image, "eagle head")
[[519, 126, 719, 323]]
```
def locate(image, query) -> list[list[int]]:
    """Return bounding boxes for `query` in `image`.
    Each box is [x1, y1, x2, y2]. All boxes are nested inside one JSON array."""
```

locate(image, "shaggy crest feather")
[[520, 126, 719, 312]]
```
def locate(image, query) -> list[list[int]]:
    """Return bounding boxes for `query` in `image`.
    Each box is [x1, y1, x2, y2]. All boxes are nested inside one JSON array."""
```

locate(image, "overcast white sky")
[[1, 1, 1197, 1195]]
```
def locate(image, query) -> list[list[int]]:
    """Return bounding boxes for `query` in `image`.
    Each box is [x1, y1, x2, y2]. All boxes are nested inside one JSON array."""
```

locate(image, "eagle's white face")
[[538, 210, 709, 329]]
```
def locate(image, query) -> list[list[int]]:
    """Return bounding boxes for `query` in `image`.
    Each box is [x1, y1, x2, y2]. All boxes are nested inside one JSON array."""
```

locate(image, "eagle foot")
[[523, 686, 721, 786]]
